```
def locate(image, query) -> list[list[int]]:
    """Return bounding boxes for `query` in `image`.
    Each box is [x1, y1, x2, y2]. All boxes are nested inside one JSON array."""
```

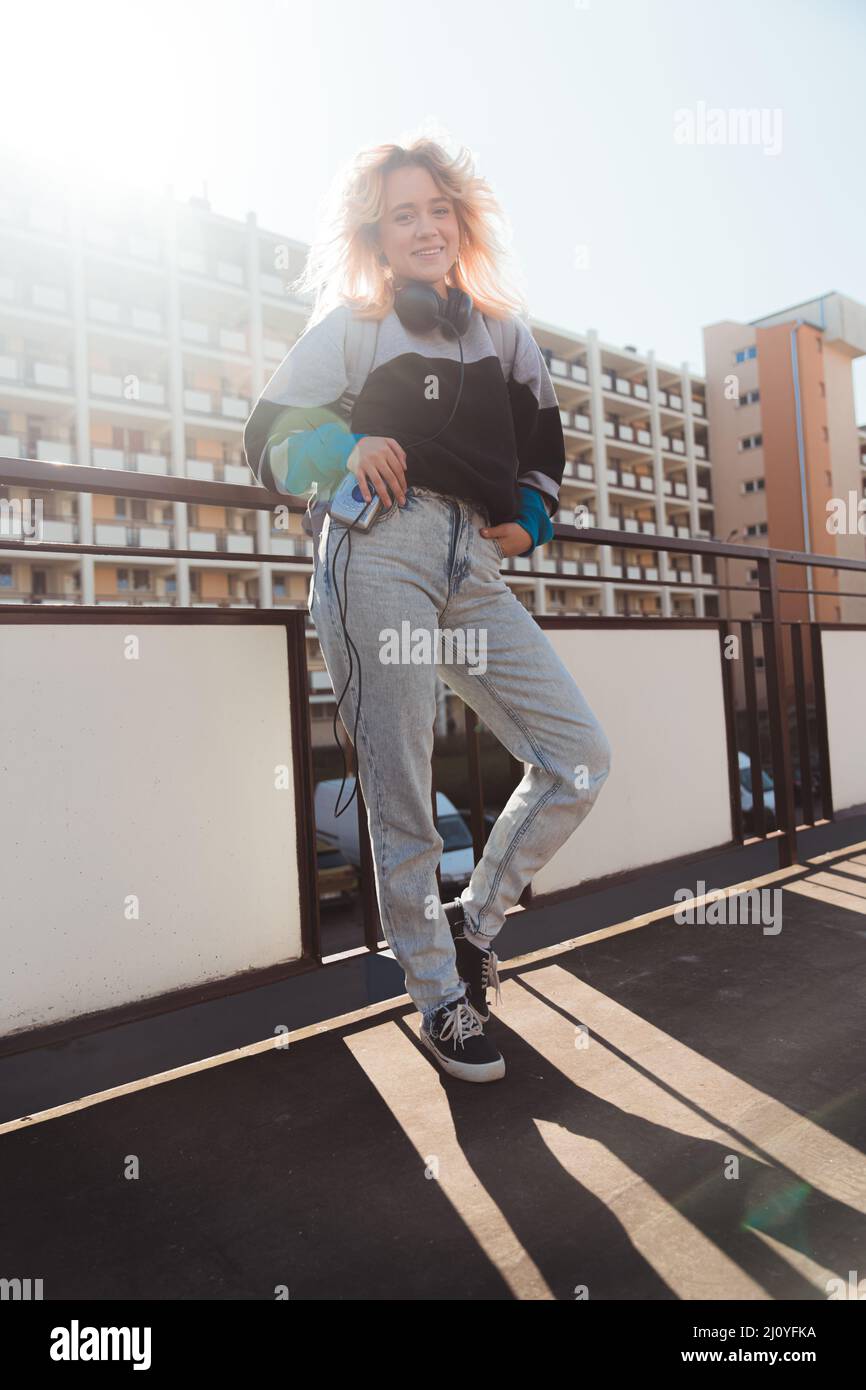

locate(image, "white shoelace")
[[438, 1000, 483, 1048], [483, 949, 503, 1009]]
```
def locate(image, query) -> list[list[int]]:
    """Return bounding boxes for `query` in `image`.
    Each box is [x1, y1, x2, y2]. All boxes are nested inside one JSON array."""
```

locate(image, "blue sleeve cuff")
[[515, 484, 555, 555], [270, 425, 365, 496]]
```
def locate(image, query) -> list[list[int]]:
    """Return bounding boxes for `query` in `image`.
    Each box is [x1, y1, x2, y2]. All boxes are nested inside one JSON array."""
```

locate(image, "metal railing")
[[2, 453, 865, 944]]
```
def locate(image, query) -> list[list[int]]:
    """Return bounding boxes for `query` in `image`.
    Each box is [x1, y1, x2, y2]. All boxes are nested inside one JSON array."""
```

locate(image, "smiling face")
[[375, 163, 460, 300]]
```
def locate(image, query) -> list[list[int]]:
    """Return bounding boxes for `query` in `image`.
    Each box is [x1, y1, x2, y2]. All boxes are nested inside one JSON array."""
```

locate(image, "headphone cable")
[[330, 318, 466, 817]]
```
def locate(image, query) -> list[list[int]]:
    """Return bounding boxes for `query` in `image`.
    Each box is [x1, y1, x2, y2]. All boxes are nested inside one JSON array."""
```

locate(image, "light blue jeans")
[[308, 484, 612, 1027]]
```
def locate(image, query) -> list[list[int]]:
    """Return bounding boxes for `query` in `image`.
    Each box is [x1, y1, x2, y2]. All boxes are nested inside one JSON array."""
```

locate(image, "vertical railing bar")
[[718, 620, 745, 844], [790, 623, 814, 826], [810, 622, 835, 822], [740, 620, 765, 838], [758, 556, 798, 868], [463, 698, 487, 863]]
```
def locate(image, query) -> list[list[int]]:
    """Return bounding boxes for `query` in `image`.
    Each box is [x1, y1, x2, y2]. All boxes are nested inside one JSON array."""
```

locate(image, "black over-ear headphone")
[[392, 279, 474, 339], [329, 277, 475, 817]]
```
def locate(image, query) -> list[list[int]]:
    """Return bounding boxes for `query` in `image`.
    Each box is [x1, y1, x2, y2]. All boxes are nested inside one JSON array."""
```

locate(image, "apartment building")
[[703, 292, 866, 628], [528, 323, 717, 621], [0, 159, 719, 743]]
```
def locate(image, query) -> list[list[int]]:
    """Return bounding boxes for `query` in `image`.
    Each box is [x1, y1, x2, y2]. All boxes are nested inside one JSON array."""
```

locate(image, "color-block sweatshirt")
[[242, 300, 565, 540]]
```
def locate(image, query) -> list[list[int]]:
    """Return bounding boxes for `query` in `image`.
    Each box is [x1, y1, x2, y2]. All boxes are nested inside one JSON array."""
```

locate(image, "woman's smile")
[[377, 163, 460, 297]]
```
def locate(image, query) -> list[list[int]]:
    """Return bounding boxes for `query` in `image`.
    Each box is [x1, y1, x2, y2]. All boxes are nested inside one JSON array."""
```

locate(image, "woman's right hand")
[[347, 436, 407, 509]]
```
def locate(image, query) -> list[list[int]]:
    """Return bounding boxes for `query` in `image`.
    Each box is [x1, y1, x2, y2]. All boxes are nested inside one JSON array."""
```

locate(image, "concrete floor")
[[2, 829, 865, 1300]]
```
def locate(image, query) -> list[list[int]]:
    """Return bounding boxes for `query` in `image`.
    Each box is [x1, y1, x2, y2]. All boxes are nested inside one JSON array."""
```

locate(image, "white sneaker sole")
[[419, 1027, 506, 1083]]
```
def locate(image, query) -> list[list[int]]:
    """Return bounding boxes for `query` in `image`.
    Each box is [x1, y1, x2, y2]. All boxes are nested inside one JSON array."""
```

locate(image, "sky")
[[3, 0, 865, 417]]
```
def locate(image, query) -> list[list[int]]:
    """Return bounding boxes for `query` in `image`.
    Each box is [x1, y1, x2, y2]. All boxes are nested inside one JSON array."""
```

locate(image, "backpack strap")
[[344, 309, 380, 400], [482, 311, 518, 382], [303, 308, 379, 538], [346, 306, 516, 394]]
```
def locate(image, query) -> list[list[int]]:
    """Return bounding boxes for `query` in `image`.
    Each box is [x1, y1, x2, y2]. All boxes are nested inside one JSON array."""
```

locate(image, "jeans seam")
[[438, 500, 461, 624], [470, 669, 561, 935], [473, 778, 561, 938], [325, 526, 462, 1014], [323, 536, 393, 942]]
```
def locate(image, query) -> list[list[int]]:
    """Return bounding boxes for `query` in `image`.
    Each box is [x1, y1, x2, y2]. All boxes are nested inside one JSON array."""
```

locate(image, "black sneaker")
[[443, 899, 502, 1023], [420, 997, 505, 1082]]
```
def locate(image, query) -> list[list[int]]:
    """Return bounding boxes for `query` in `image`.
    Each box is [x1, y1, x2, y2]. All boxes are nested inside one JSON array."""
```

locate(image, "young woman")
[[244, 137, 612, 1084]]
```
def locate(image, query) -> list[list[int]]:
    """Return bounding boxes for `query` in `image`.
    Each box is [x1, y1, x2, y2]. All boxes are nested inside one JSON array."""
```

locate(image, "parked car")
[[314, 779, 475, 894], [738, 750, 776, 831], [456, 808, 499, 841], [316, 830, 360, 906]]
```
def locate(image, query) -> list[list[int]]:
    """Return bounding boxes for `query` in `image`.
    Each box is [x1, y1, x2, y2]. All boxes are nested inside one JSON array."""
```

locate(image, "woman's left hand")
[[481, 522, 533, 558]]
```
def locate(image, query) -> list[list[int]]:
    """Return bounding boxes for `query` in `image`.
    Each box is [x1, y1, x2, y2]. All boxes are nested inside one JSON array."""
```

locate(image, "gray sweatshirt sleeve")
[[242, 303, 362, 503], [508, 315, 566, 519]]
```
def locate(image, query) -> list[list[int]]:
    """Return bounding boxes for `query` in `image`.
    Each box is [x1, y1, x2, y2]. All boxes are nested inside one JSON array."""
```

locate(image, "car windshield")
[[438, 814, 473, 851]]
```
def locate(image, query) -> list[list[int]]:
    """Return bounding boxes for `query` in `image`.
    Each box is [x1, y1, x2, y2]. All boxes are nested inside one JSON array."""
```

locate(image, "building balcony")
[[548, 356, 588, 385], [92, 448, 170, 474], [560, 409, 592, 433], [184, 389, 250, 419], [90, 372, 167, 406], [93, 523, 175, 548], [181, 319, 248, 354], [94, 590, 178, 605], [0, 278, 70, 315], [187, 526, 257, 553], [88, 299, 165, 335], [177, 252, 246, 288], [186, 459, 251, 486], [0, 355, 73, 391], [0, 587, 81, 603]]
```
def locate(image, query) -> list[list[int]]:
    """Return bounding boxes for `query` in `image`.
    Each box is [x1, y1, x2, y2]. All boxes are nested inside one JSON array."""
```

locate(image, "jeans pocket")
[[373, 493, 401, 526]]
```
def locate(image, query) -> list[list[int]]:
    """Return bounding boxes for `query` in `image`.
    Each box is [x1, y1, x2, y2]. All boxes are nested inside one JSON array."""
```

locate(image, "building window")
[[743, 478, 765, 493], [117, 568, 129, 590], [0, 564, 12, 587], [746, 522, 768, 537], [739, 434, 763, 451], [735, 346, 757, 363], [737, 387, 760, 407]]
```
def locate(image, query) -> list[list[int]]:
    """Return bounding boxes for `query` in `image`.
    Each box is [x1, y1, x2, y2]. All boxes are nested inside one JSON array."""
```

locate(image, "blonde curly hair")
[[289, 125, 529, 328]]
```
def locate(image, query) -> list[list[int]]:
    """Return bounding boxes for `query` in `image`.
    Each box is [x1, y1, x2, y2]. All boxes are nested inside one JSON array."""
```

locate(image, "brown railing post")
[[790, 623, 815, 825], [810, 622, 835, 822], [352, 747, 381, 953], [463, 698, 487, 863], [757, 555, 798, 868], [718, 620, 744, 844], [287, 613, 321, 962], [740, 620, 767, 837]]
